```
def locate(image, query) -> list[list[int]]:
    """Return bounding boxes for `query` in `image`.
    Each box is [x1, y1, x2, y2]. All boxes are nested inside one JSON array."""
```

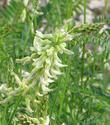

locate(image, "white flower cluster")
[[21, 0, 43, 23], [18, 113, 50, 125], [30, 29, 73, 93], [0, 29, 73, 105]]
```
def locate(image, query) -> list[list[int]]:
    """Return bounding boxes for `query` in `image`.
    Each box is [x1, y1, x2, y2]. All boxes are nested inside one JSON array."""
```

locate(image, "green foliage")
[[0, 0, 110, 125]]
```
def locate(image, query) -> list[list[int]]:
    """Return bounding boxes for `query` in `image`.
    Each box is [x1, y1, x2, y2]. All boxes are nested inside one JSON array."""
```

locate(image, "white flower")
[[99, 25, 109, 34], [22, 70, 30, 79], [45, 115, 50, 125], [23, 0, 29, 6], [20, 9, 26, 22]]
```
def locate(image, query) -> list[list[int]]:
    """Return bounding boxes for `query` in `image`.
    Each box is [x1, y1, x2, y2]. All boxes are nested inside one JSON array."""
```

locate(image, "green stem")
[[7, 96, 22, 125], [84, 0, 87, 24], [81, 0, 87, 83]]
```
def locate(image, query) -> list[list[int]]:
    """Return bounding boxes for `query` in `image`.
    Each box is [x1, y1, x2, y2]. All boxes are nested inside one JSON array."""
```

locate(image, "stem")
[[81, 0, 87, 82], [84, 0, 87, 24], [7, 96, 22, 125], [104, 0, 109, 15]]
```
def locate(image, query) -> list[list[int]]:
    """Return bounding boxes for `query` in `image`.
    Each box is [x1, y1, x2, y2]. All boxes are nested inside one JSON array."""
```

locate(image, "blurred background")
[[0, 0, 110, 23]]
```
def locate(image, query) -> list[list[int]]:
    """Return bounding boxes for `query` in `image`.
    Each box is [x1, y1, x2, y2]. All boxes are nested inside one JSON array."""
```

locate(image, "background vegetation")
[[0, 0, 110, 125]]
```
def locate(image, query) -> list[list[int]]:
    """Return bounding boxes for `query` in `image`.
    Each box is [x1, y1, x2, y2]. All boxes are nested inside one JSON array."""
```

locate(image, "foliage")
[[0, 0, 110, 125]]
